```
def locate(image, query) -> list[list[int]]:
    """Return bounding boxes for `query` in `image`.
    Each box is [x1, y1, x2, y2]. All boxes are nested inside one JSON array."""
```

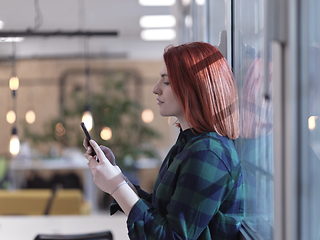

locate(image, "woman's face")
[[152, 63, 185, 120]]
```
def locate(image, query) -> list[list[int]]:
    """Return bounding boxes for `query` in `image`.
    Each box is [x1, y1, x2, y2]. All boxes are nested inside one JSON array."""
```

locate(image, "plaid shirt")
[[111, 128, 244, 240]]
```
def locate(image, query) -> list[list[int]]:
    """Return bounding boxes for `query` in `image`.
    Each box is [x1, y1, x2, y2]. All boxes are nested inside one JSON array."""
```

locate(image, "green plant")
[[23, 70, 161, 171]]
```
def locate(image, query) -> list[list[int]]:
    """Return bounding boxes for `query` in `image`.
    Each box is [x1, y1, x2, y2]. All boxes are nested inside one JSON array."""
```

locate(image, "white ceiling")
[[0, 0, 180, 60]]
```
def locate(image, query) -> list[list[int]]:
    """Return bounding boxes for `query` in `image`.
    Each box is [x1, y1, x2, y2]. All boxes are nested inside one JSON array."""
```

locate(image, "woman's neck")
[[177, 116, 191, 131]]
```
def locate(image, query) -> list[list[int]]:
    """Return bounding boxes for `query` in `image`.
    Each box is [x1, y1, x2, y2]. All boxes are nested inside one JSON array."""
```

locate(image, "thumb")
[[89, 139, 108, 164]]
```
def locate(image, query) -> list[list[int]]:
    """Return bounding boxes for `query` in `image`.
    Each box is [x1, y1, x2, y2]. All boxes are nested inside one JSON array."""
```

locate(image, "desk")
[[8, 158, 99, 213], [0, 214, 129, 240]]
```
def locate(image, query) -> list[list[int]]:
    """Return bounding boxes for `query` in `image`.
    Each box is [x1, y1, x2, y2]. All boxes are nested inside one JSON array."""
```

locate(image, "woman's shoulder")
[[188, 132, 236, 154], [185, 131, 240, 175]]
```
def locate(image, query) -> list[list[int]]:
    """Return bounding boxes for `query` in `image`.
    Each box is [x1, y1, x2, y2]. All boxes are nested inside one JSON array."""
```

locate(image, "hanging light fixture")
[[9, 42, 19, 90], [25, 110, 36, 124], [9, 46, 19, 90], [82, 103, 93, 131], [6, 110, 16, 124], [9, 90, 20, 156], [9, 42, 20, 156], [9, 77, 19, 90], [141, 109, 154, 123], [100, 127, 112, 140], [81, 37, 93, 131], [308, 116, 318, 130], [9, 127, 20, 156], [25, 83, 36, 124]]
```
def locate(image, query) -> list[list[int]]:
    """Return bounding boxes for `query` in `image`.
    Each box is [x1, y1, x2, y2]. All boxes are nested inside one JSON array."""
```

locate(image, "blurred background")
[[0, 0, 226, 215], [0, 1, 319, 240]]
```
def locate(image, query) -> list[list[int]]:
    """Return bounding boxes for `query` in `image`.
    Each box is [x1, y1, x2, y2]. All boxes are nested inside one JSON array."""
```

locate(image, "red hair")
[[240, 57, 273, 139], [163, 42, 239, 139]]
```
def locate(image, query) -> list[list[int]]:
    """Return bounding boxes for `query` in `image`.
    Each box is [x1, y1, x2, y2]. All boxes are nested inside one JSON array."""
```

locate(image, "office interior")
[[0, 0, 319, 240]]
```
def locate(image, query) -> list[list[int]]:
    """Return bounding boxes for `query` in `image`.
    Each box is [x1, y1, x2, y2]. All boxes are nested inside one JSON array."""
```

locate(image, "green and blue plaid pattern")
[[112, 128, 244, 240]]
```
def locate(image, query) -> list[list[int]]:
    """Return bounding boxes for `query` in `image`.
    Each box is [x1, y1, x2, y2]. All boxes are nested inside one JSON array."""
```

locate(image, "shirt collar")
[[178, 128, 203, 143]]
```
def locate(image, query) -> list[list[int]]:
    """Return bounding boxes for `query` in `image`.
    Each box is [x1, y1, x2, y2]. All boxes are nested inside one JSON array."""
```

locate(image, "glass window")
[[179, 0, 226, 50], [206, 0, 226, 46], [300, 0, 320, 239], [233, 0, 274, 239], [179, 1, 207, 43]]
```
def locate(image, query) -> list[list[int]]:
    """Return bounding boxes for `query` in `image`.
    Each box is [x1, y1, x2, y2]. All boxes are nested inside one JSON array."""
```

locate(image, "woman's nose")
[[152, 81, 161, 95]]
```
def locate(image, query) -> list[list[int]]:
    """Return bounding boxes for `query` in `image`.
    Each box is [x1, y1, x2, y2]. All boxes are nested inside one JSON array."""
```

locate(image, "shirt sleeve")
[[126, 150, 235, 240]]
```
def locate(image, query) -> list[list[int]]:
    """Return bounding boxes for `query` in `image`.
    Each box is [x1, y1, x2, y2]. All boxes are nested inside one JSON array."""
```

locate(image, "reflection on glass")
[[306, 5, 320, 236], [238, 57, 274, 239], [233, 0, 274, 239], [182, 0, 225, 44]]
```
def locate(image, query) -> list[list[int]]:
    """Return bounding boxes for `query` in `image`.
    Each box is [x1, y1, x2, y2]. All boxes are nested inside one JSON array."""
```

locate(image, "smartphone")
[[80, 122, 99, 162]]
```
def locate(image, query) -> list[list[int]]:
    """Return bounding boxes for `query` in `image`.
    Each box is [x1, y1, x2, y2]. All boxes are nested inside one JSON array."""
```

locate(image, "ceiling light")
[[141, 29, 176, 41], [140, 15, 176, 28], [185, 15, 193, 28], [196, 0, 206, 5], [0, 20, 4, 30], [139, 0, 175, 6], [0, 37, 24, 43]]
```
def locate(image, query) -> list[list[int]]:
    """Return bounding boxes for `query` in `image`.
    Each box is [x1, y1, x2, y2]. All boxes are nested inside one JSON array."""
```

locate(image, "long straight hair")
[[240, 57, 273, 139], [163, 42, 239, 139]]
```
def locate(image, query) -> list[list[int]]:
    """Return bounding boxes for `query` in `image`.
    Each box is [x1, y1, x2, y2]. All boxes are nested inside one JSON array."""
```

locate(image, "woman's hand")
[[83, 138, 116, 166], [84, 139, 125, 194], [83, 138, 138, 195], [83, 139, 140, 216]]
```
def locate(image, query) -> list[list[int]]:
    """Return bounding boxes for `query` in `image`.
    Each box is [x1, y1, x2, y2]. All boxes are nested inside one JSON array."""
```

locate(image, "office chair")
[[34, 230, 112, 240]]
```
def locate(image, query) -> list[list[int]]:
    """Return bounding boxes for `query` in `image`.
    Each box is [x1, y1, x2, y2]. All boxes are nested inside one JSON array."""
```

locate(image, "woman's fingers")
[[83, 138, 93, 155], [89, 139, 101, 154], [84, 152, 93, 160], [90, 139, 111, 165], [87, 154, 97, 166], [83, 138, 89, 148], [100, 145, 116, 165]]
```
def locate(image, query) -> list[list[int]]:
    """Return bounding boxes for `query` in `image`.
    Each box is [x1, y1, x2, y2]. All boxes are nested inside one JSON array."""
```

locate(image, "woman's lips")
[[157, 98, 164, 105]]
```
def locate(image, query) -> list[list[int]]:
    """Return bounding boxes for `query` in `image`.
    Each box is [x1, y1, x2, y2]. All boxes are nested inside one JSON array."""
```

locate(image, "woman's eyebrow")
[[160, 73, 168, 77]]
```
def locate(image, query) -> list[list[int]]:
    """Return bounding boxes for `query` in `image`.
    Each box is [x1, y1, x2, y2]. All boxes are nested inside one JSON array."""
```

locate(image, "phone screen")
[[80, 122, 99, 162]]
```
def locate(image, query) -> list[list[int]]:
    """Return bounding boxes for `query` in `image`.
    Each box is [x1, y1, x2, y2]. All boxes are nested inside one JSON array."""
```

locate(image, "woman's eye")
[[164, 82, 170, 86]]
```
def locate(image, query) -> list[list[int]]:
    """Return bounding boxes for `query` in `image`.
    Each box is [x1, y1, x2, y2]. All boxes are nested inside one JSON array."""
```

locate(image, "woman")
[[84, 42, 244, 240]]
